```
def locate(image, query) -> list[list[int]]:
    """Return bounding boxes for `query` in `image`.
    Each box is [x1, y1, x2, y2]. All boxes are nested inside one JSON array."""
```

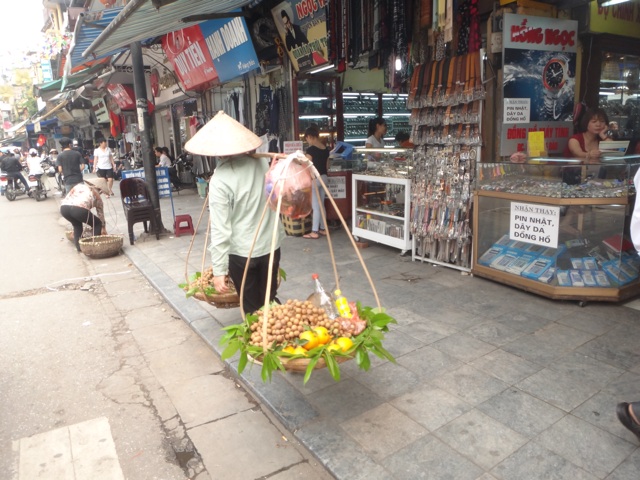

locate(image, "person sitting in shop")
[[303, 125, 330, 240], [562, 107, 610, 184], [395, 131, 414, 148], [366, 117, 387, 149]]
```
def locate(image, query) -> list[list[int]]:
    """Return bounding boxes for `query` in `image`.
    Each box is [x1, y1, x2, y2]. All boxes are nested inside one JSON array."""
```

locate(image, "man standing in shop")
[[56, 137, 85, 194]]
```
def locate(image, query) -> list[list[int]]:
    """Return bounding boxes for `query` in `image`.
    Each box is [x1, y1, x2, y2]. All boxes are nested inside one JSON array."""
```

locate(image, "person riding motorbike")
[[1, 149, 31, 193], [27, 148, 44, 175]]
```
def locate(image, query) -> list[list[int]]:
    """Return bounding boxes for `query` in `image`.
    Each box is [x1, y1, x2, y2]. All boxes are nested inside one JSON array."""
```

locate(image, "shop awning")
[[0, 134, 27, 146], [34, 62, 109, 95], [82, 0, 258, 60], [33, 100, 70, 123], [67, 7, 124, 71], [5, 119, 29, 135]]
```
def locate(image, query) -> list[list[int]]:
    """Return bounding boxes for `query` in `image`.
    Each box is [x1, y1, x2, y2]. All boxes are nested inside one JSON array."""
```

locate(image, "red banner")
[[162, 26, 218, 90], [106, 84, 136, 110]]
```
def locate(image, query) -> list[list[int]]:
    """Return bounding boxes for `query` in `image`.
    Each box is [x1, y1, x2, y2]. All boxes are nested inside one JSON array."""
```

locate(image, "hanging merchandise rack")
[[407, 50, 485, 271]]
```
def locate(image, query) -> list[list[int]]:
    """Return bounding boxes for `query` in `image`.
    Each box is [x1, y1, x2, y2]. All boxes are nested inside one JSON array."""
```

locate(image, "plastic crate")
[[280, 215, 312, 236]]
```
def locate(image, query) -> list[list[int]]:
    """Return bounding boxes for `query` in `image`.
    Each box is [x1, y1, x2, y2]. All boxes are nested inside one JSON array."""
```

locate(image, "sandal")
[[303, 232, 320, 239], [616, 402, 640, 443], [318, 229, 327, 236]]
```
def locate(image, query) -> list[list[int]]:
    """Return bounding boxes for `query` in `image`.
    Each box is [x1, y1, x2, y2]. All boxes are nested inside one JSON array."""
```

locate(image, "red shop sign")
[[106, 83, 136, 110], [162, 26, 218, 90]]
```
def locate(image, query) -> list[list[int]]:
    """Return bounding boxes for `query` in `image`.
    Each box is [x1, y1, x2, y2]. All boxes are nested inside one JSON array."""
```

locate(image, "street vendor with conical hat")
[[185, 111, 285, 314]]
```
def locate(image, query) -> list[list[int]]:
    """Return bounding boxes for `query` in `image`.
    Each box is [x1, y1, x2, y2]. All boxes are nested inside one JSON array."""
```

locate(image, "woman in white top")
[[93, 139, 116, 195], [154, 147, 171, 167], [365, 117, 387, 148]]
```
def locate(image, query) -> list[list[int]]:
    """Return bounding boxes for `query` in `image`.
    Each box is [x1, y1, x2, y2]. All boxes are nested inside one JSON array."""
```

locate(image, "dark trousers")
[[228, 248, 280, 314], [60, 205, 103, 251], [7, 172, 30, 192]]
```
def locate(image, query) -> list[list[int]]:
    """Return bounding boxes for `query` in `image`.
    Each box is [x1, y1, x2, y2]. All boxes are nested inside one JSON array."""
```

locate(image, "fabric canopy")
[[34, 62, 109, 95], [83, 0, 258, 60], [67, 7, 124, 71]]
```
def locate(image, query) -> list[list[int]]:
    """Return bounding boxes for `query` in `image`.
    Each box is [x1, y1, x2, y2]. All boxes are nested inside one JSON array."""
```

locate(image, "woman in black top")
[[303, 125, 330, 239]]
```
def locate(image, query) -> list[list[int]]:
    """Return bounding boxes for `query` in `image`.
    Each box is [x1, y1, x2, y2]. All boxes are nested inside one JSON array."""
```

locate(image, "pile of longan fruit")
[[249, 299, 344, 347]]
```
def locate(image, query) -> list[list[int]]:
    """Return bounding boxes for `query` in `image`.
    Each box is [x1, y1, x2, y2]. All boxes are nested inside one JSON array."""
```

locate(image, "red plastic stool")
[[174, 214, 195, 237]]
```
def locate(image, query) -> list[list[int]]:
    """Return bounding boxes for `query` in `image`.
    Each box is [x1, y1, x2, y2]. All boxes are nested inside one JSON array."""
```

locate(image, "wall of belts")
[[407, 50, 484, 271]]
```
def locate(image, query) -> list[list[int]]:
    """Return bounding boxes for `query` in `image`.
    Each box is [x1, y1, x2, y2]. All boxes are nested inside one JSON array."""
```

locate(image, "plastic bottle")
[[334, 289, 352, 318], [311, 274, 338, 319]]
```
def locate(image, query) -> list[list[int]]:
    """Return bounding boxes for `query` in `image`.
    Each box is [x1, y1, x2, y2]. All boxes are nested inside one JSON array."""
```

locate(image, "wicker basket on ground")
[[79, 235, 124, 259]]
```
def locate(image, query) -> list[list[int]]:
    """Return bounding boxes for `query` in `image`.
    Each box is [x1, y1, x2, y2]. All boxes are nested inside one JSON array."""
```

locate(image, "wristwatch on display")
[[542, 56, 569, 120]]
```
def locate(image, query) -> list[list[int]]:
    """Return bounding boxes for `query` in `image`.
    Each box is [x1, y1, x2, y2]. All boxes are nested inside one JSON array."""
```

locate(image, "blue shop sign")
[[199, 14, 260, 83]]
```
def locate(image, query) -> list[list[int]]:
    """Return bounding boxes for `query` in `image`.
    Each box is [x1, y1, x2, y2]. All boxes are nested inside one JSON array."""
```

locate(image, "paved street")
[[2, 175, 640, 480], [0, 181, 333, 480]]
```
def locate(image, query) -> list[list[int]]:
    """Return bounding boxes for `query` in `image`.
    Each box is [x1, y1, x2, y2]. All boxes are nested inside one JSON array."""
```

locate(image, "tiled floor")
[[108, 186, 640, 480]]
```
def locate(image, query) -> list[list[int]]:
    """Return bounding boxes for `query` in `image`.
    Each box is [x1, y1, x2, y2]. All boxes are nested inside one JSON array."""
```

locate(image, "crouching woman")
[[60, 178, 109, 251]]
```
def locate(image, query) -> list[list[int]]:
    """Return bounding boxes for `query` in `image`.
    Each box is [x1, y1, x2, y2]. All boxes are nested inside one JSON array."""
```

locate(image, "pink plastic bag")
[[264, 151, 313, 219]]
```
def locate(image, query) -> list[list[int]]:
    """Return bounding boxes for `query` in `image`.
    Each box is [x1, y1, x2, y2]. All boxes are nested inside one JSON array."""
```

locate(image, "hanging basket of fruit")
[[219, 151, 397, 384]]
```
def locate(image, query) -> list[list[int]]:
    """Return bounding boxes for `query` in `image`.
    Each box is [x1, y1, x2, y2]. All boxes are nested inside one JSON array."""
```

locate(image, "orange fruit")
[[292, 346, 308, 356], [334, 336, 354, 352], [312, 326, 331, 345], [299, 330, 320, 350]]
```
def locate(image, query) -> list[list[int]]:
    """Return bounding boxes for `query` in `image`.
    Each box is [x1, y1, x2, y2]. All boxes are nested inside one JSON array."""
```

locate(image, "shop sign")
[[589, 2, 640, 39], [271, 0, 330, 72], [91, 97, 109, 124], [510, 202, 560, 248], [162, 26, 218, 90], [40, 60, 53, 82], [326, 175, 346, 199], [500, 14, 578, 156], [199, 16, 260, 83], [283, 140, 303, 154], [107, 84, 136, 110], [150, 69, 160, 98]]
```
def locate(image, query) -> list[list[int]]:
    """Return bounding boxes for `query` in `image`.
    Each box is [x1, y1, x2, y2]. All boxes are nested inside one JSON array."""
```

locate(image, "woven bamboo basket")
[[251, 352, 354, 372], [280, 214, 312, 236], [65, 227, 93, 242], [79, 235, 124, 259]]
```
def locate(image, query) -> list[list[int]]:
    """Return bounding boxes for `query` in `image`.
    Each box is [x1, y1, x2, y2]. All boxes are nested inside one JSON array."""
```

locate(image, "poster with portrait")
[[500, 14, 578, 156], [271, 0, 329, 72]]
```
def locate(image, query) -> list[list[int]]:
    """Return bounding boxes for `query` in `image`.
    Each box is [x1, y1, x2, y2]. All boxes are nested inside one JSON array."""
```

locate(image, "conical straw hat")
[[185, 111, 262, 156]]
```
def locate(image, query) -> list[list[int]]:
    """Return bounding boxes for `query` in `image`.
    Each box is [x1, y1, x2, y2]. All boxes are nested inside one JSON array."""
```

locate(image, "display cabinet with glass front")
[[342, 93, 411, 147], [351, 148, 413, 253], [473, 158, 639, 303], [296, 78, 337, 143], [599, 53, 640, 143]]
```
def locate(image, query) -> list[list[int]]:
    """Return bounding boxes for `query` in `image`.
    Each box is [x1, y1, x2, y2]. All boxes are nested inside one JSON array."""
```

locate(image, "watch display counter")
[[473, 160, 640, 303], [342, 93, 411, 147], [351, 149, 413, 253]]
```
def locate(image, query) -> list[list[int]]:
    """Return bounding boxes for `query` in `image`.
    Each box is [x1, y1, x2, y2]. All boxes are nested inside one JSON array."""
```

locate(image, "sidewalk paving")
[[100, 179, 640, 480]]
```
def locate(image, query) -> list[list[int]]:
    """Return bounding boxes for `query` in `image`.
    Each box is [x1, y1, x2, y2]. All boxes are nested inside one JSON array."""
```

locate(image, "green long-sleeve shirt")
[[208, 154, 284, 275]]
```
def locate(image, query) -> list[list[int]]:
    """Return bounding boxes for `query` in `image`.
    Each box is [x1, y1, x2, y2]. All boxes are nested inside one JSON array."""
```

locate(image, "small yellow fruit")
[[312, 326, 331, 345], [283, 345, 296, 354], [292, 346, 308, 356], [334, 336, 354, 352], [326, 343, 341, 353], [299, 330, 320, 350]]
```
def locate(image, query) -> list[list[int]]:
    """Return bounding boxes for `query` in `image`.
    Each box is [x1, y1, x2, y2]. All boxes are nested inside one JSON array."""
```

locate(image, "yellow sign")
[[528, 131, 546, 157], [590, 1, 640, 39]]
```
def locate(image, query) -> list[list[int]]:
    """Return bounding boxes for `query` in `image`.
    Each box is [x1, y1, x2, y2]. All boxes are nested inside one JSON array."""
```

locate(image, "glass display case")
[[296, 78, 337, 143], [599, 52, 640, 143], [342, 92, 410, 147], [473, 158, 639, 303], [351, 148, 413, 253]]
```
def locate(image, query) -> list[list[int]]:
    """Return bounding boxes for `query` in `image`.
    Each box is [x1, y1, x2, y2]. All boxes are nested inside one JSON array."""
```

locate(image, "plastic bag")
[[264, 151, 313, 219]]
